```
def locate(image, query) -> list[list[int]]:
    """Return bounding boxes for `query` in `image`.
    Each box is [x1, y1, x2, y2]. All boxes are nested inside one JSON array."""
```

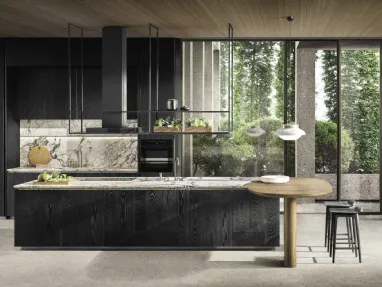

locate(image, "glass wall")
[[182, 39, 381, 214], [183, 40, 285, 177], [313, 41, 339, 201], [340, 40, 380, 212]]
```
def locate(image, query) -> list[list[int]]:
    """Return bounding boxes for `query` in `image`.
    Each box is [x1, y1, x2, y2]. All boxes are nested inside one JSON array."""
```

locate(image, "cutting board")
[[33, 181, 71, 185], [29, 146, 51, 167]]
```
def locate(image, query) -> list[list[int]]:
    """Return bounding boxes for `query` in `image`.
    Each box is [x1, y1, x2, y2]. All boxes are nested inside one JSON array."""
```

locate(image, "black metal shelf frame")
[[67, 23, 234, 135], [67, 23, 84, 135]]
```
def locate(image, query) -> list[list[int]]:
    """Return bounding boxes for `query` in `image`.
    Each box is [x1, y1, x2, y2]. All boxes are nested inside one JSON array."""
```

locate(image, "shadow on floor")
[[86, 250, 284, 281]]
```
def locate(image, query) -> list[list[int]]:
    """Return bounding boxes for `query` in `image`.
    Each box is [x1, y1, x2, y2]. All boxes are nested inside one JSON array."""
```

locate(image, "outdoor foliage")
[[193, 118, 284, 176], [315, 121, 354, 173], [322, 49, 380, 173]]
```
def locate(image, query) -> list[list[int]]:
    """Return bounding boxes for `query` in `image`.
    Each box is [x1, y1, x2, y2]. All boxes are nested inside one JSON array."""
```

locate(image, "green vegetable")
[[52, 171, 60, 178], [36, 171, 74, 183], [41, 172, 52, 182]]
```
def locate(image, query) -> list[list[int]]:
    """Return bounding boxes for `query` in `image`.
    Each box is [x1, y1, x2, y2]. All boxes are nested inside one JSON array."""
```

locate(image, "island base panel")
[[15, 189, 279, 248]]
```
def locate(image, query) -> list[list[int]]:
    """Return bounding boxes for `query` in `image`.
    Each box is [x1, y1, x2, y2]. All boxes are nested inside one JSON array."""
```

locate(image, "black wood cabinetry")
[[7, 67, 102, 120], [6, 172, 138, 217], [14, 189, 280, 248]]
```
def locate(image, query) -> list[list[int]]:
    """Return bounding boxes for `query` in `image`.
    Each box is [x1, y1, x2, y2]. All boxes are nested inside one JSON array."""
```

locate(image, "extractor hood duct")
[[87, 26, 137, 133]]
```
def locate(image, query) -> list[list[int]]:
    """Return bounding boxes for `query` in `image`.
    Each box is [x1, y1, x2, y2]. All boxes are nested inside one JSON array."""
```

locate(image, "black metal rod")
[[231, 26, 234, 132], [148, 23, 159, 133], [228, 23, 234, 133], [156, 27, 159, 111], [336, 40, 342, 200], [68, 24, 72, 133], [227, 24, 231, 133], [284, 40, 288, 176], [81, 28, 84, 133], [67, 23, 84, 134]]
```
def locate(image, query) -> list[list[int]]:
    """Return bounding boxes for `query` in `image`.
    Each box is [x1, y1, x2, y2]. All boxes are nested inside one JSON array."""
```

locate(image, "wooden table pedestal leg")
[[284, 197, 297, 267]]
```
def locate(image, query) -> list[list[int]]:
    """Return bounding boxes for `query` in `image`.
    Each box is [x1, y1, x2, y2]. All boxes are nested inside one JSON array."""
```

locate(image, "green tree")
[[233, 41, 275, 125], [315, 121, 354, 173], [322, 50, 337, 121], [275, 41, 295, 123]]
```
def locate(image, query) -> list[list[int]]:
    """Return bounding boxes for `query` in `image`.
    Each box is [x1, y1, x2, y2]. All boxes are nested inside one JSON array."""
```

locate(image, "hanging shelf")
[[67, 23, 234, 135]]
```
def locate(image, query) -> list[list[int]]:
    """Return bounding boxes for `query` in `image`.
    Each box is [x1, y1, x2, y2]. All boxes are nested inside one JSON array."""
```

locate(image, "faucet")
[[174, 157, 180, 180]]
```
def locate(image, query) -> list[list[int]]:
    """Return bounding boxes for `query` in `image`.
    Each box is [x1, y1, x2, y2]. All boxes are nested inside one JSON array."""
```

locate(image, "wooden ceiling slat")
[[0, 0, 381, 37]]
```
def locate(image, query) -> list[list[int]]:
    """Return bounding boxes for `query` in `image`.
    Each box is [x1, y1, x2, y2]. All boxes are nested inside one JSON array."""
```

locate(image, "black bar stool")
[[329, 206, 362, 263], [324, 200, 355, 251]]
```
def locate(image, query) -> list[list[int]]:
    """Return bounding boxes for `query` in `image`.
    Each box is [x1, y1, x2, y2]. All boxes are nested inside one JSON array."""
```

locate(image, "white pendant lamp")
[[246, 125, 265, 137], [275, 124, 305, 141]]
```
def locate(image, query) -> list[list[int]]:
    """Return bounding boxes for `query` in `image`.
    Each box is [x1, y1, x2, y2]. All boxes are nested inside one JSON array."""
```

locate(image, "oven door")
[[139, 161, 174, 173], [140, 140, 174, 161]]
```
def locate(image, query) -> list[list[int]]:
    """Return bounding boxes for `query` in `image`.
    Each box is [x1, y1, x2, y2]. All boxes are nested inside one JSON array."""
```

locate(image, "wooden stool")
[[325, 200, 355, 251], [329, 206, 362, 263]]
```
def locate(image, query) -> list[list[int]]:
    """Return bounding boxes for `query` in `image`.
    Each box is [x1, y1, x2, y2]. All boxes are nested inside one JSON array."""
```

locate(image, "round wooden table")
[[245, 177, 332, 268]]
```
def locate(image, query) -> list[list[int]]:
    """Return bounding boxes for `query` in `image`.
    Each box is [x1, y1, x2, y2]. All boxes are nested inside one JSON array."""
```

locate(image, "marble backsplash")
[[20, 120, 138, 169]]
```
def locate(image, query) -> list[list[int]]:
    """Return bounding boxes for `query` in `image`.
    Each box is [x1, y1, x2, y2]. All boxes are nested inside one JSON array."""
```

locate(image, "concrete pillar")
[[182, 42, 193, 176], [213, 43, 221, 130], [192, 42, 205, 111], [296, 46, 316, 202]]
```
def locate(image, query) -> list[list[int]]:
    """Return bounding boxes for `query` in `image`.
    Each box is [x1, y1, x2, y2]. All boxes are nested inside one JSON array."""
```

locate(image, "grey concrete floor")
[[0, 214, 381, 287]]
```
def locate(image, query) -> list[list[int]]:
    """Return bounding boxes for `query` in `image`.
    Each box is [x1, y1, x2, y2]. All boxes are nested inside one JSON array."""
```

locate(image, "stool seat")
[[325, 202, 351, 207], [329, 208, 358, 214]]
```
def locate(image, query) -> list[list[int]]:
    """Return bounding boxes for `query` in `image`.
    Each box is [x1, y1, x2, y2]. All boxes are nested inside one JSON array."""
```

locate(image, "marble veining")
[[14, 177, 254, 190], [20, 120, 138, 169]]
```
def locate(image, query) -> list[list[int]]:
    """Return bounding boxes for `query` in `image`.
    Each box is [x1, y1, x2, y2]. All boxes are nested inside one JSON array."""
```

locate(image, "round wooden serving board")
[[28, 146, 51, 167]]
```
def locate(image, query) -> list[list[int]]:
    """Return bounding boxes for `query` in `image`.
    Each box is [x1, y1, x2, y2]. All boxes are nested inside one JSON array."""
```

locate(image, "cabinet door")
[[14, 190, 62, 247], [9, 68, 69, 119], [232, 192, 280, 247], [61, 190, 105, 247], [7, 172, 38, 217], [129, 190, 189, 246], [188, 191, 232, 247]]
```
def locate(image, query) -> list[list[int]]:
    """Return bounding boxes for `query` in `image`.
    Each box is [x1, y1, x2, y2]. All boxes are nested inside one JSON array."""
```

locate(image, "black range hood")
[[87, 27, 139, 134]]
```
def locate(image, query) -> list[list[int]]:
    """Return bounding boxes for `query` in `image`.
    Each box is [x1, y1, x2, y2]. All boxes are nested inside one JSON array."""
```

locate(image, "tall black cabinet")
[[0, 37, 182, 217]]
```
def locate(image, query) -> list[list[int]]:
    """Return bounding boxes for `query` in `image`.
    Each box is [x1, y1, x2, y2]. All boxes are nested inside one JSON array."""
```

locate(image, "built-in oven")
[[139, 139, 174, 173]]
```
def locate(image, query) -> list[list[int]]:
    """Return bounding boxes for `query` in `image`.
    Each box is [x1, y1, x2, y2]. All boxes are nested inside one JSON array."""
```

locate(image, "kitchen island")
[[14, 177, 279, 249]]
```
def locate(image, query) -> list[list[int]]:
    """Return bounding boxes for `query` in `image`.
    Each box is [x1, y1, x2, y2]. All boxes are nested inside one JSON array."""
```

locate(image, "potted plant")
[[154, 117, 182, 132], [185, 117, 212, 133]]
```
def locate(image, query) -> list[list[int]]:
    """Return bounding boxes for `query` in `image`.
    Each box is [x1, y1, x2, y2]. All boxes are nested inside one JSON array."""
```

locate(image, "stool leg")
[[327, 210, 332, 252], [355, 214, 362, 263], [352, 216, 358, 258], [348, 217, 354, 253], [330, 214, 335, 258], [332, 216, 338, 263], [325, 206, 329, 247], [345, 217, 351, 250]]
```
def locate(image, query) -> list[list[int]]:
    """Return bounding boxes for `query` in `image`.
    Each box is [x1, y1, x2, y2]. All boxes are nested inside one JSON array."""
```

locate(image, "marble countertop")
[[7, 167, 138, 173], [14, 177, 254, 190]]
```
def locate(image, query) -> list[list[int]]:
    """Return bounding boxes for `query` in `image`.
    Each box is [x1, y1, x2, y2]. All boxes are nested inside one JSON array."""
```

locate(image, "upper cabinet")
[[4, 38, 182, 122], [8, 67, 102, 120]]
